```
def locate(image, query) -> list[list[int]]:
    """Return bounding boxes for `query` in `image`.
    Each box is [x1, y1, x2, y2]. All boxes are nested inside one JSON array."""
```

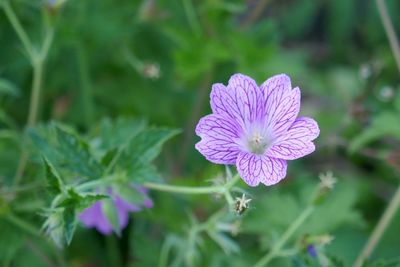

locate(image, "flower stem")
[[254, 206, 315, 267], [143, 174, 240, 195], [353, 185, 400, 267]]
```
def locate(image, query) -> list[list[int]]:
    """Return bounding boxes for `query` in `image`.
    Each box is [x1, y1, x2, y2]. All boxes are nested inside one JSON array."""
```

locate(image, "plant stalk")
[[353, 185, 400, 267], [376, 0, 400, 74], [254, 206, 315, 267], [144, 174, 240, 195]]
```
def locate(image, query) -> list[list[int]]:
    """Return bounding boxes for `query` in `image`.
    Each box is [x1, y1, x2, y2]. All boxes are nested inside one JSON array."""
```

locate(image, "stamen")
[[247, 131, 268, 155]]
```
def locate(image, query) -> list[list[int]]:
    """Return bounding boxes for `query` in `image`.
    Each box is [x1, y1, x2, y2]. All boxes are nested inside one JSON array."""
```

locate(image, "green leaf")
[[349, 112, 400, 153], [0, 78, 19, 97], [95, 117, 147, 151], [123, 127, 180, 165], [129, 163, 163, 183], [43, 157, 64, 195], [55, 126, 103, 179], [100, 147, 118, 166], [77, 193, 108, 211], [28, 126, 60, 164], [63, 205, 76, 246], [58, 188, 107, 211], [102, 198, 120, 235]]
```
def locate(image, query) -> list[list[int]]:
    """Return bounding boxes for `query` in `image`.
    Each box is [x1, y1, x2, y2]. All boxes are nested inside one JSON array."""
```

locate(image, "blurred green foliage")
[[1, 0, 400, 266]]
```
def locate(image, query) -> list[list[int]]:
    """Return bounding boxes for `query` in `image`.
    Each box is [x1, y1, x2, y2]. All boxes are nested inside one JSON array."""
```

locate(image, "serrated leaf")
[[63, 205, 76, 245], [129, 163, 163, 183], [55, 126, 103, 179], [96, 117, 147, 151], [28, 126, 60, 164], [77, 193, 108, 211], [58, 188, 107, 211], [102, 198, 120, 235], [43, 157, 64, 195], [122, 127, 180, 165]]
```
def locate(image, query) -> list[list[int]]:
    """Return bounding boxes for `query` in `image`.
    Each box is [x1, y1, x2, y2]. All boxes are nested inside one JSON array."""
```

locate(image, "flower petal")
[[260, 74, 292, 95], [195, 114, 242, 164], [210, 74, 263, 127], [236, 152, 287, 187], [114, 196, 140, 229], [267, 117, 320, 160], [79, 201, 113, 235], [261, 74, 301, 138]]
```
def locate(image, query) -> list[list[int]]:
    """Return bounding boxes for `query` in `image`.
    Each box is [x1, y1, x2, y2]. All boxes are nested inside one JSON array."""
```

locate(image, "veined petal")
[[261, 74, 300, 138], [195, 114, 242, 164], [210, 74, 263, 127], [267, 117, 319, 160], [236, 152, 288, 187], [260, 74, 292, 95]]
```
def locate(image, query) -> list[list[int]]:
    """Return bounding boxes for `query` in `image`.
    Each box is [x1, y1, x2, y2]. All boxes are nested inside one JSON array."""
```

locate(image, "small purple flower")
[[307, 244, 318, 258], [78, 186, 153, 235], [195, 74, 319, 186]]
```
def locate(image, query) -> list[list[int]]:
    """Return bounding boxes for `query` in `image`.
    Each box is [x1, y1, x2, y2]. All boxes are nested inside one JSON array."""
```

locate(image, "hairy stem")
[[376, 0, 400, 74], [144, 174, 240, 195], [353, 185, 400, 267], [254, 206, 315, 267]]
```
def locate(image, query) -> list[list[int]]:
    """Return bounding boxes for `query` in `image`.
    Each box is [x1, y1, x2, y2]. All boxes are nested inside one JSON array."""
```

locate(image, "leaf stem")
[[253, 206, 315, 267], [353, 185, 400, 267], [143, 174, 240, 195]]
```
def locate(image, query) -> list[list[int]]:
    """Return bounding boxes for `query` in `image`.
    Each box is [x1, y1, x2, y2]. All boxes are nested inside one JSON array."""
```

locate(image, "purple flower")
[[307, 244, 318, 258], [195, 74, 319, 186], [78, 186, 153, 235]]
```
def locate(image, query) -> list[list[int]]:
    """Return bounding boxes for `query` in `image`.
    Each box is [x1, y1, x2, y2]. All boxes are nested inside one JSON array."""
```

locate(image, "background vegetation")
[[1, 0, 400, 266]]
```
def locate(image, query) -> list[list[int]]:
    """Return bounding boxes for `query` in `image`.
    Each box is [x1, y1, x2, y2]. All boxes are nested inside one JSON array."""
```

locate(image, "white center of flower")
[[247, 131, 269, 155]]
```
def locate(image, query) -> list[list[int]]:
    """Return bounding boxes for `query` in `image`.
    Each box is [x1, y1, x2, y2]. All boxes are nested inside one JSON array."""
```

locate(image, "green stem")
[[75, 176, 117, 192], [1, 0, 34, 60], [376, 0, 400, 74], [143, 174, 240, 195], [353, 185, 400, 267], [27, 59, 44, 127], [12, 23, 54, 186], [254, 206, 315, 267], [13, 59, 43, 185]]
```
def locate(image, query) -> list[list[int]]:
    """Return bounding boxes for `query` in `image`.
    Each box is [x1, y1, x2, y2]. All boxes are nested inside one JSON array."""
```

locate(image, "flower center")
[[247, 131, 269, 155]]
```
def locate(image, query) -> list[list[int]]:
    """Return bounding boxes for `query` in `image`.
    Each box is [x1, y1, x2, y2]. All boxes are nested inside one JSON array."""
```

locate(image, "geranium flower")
[[195, 74, 319, 186], [79, 186, 153, 235]]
